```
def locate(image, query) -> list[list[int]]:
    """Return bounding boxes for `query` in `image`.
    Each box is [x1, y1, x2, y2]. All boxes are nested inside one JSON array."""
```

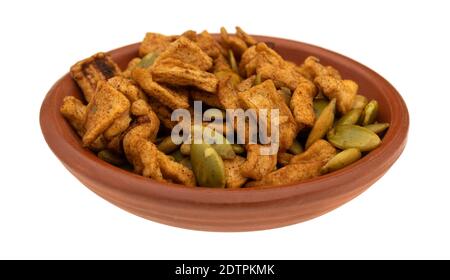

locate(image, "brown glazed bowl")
[[40, 35, 409, 231]]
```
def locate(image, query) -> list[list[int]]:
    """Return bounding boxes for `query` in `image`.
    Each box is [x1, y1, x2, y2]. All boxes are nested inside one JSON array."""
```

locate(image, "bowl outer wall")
[[40, 35, 409, 231]]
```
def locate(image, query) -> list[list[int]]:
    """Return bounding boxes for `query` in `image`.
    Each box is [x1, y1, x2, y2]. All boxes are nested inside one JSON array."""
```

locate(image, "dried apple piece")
[[70, 52, 121, 102]]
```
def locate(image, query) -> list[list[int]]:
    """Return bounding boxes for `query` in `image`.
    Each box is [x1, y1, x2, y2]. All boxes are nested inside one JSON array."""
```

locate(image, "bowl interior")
[[41, 35, 408, 205]]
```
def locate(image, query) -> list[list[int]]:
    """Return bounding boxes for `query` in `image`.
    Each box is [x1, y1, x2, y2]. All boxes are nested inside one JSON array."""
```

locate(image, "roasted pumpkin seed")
[[229, 49, 239, 73], [306, 98, 336, 148], [191, 125, 235, 159], [190, 143, 226, 188], [98, 150, 126, 166], [254, 72, 262, 85], [321, 148, 361, 174], [180, 143, 191, 155], [180, 158, 193, 170], [327, 125, 381, 152], [288, 139, 304, 155], [313, 98, 329, 118], [137, 52, 158, 69], [212, 141, 236, 159], [170, 150, 184, 162], [157, 136, 180, 154], [336, 108, 363, 126], [360, 100, 379, 126], [352, 94, 368, 110], [364, 123, 390, 134], [278, 87, 292, 105], [231, 144, 245, 154]]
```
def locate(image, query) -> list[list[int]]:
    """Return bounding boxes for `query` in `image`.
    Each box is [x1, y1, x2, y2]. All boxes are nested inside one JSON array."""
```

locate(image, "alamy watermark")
[[170, 101, 280, 155]]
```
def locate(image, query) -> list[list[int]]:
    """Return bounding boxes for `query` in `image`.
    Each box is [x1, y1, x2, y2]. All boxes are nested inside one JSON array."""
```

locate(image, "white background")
[[0, 0, 449, 260]]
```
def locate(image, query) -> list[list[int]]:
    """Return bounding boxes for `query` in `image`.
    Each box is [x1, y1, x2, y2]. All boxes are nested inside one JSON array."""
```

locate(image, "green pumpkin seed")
[[254, 72, 262, 85], [229, 49, 239, 73], [352, 95, 368, 110], [231, 144, 245, 154], [306, 98, 336, 148], [321, 148, 362, 174], [191, 143, 226, 188], [212, 142, 236, 159], [155, 136, 164, 144], [336, 108, 363, 126], [313, 99, 329, 118], [327, 125, 381, 152], [278, 87, 292, 105], [180, 158, 193, 170], [180, 143, 191, 156], [191, 125, 235, 159], [364, 123, 390, 134], [288, 139, 304, 155], [170, 150, 184, 162], [280, 87, 292, 96], [157, 136, 180, 154], [277, 152, 294, 166], [166, 155, 176, 161], [98, 150, 126, 166], [360, 100, 379, 126], [137, 52, 158, 69]]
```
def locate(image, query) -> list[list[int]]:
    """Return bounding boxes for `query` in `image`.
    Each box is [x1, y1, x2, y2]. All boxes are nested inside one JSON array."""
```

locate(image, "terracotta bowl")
[[40, 35, 409, 231]]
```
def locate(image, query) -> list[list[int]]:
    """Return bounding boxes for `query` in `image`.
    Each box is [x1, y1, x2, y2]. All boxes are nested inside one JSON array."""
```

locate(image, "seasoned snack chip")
[[220, 27, 248, 57], [217, 76, 241, 109], [107, 76, 144, 103], [235, 26, 257, 46], [130, 99, 160, 141], [147, 97, 178, 129], [103, 111, 131, 140], [238, 80, 298, 150], [151, 64, 218, 93], [223, 156, 248, 188], [240, 144, 277, 180], [181, 30, 227, 59], [238, 80, 278, 112], [250, 140, 336, 186], [123, 126, 163, 180], [70, 52, 121, 102], [314, 76, 358, 114], [248, 161, 324, 187], [122, 57, 142, 78], [238, 46, 258, 76], [195, 31, 226, 58], [213, 54, 233, 73], [157, 151, 197, 186], [132, 67, 190, 109], [302, 56, 341, 79], [277, 152, 294, 167], [60, 96, 87, 136], [153, 37, 213, 71], [139, 32, 178, 57], [83, 81, 130, 146], [236, 75, 256, 92], [290, 139, 336, 165], [255, 44, 305, 90], [239, 43, 307, 91], [190, 90, 224, 109], [290, 79, 317, 128]]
